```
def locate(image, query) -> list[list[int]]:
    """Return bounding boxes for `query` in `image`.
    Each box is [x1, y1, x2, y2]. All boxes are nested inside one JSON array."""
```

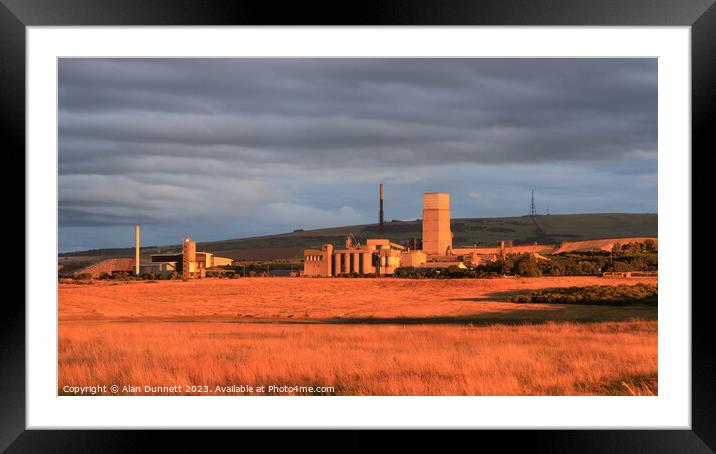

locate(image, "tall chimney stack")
[[379, 183, 384, 235], [134, 224, 141, 276]]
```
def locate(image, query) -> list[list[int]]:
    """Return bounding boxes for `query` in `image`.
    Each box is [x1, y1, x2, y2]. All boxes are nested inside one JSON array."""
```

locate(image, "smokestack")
[[379, 183, 384, 235], [134, 224, 141, 276]]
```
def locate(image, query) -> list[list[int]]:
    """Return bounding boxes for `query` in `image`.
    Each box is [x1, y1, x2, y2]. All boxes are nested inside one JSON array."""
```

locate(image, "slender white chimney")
[[135, 224, 141, 276]]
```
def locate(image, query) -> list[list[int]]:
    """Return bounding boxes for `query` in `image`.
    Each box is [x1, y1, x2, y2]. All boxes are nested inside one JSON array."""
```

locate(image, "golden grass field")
[[58, 276, 658, 396]]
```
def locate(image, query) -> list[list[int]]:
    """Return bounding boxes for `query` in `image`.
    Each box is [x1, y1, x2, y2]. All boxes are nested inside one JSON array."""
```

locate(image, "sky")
[[58, 58, 657, 252]]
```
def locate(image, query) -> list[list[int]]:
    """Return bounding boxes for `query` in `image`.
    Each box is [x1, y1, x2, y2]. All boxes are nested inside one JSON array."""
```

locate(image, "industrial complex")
[[302, 190, 483, 277], [58, 183, 656, 280], [300, 186, 657, 277], [59, 228, 234, 279], [304, 192, 445, 276]]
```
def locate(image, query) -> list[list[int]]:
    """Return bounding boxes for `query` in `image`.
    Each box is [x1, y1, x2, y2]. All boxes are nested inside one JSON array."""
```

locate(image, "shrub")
[[113, 272, 131, 281], [512, 295, 530, 304], [514, 257, 542, 277], [511, 283, 657, 306], [644, 239, 658, 252], [577, 261, 599, 275]]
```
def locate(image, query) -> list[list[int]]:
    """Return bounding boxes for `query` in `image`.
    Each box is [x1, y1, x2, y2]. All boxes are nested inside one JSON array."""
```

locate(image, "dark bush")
[[644, 239, 658, 252], [514, 257, 542, 277], [113, 272, 131, 281], [510, 283, 657, 306]]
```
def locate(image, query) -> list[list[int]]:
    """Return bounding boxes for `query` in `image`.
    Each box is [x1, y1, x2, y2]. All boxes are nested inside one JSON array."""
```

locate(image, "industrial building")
[[59, 227, 235, 279], [422, 192, 453, 256], [144, 235, 234, 278], [302, 190, 467, 277], [303, 238, 426, 277]]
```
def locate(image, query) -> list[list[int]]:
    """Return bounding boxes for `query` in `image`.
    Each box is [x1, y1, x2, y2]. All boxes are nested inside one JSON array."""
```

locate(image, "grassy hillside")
[[60, 213, 657, 260]]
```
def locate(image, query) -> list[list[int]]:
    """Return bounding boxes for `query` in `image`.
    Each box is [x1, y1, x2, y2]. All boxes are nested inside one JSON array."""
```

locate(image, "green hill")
[[60, 213, 657, 259]]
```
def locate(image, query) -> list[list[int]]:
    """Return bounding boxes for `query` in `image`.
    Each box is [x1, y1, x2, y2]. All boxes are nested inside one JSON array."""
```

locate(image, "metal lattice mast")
[[529, 190, 537, 216]]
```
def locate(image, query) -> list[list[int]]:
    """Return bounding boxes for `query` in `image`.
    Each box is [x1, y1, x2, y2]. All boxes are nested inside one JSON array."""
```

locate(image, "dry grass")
[[58, 276, 658, 396], [59, 276, 658, 323], [58, 320, 657, 396]]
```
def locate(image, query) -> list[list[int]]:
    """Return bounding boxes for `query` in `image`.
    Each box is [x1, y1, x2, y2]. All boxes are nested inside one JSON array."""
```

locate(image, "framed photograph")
[[7, 0, 711, 449]]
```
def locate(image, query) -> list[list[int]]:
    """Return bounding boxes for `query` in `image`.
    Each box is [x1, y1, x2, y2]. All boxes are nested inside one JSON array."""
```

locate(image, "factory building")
[[302, 191, 462, 277], [60, 228, 233, 279], [303, 238, 427, 277], [140, 261, 178, 275], [422, 192, 453, 256], [143, 235, 234, 278]]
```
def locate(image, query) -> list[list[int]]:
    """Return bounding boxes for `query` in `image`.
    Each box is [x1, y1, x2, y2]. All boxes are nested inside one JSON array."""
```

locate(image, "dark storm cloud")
[[58, 58, 657, 251]]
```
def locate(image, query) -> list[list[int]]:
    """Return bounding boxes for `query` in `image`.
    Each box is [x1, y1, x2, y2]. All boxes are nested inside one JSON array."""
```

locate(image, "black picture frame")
[[5, 0, 710, 450]]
